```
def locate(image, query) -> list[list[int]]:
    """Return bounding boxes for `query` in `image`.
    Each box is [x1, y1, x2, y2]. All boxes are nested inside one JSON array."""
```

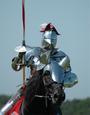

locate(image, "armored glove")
[[11, 52, 25, 71]]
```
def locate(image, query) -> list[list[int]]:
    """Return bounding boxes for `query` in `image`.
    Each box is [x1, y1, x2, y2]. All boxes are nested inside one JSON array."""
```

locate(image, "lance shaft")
[[22, 0, 26, 86]]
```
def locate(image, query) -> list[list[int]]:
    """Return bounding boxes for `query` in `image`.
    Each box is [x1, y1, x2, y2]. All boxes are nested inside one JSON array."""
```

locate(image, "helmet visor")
[[42, 31, 57, 48]]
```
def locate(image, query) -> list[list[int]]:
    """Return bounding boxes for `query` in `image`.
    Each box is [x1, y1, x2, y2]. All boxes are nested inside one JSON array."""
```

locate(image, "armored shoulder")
[[51, 49, 70, 62], [56, 49, 69, 58], [25, 47, 41, 62], [51, 49, 71, 72], [25, 47, 41, 66]]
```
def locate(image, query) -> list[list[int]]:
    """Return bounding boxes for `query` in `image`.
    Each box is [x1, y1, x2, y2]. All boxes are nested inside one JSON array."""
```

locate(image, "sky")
[[0, 0, 90, 100]]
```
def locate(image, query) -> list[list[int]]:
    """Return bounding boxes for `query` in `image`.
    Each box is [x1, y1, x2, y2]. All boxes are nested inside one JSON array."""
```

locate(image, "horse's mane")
[[25, 73, 45, 102], [22, 73, 50, 114]]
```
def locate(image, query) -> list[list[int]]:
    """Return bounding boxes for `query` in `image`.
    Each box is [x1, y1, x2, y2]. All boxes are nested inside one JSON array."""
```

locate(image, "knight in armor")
[[0, 23, 78, 115], [11, 22, 78, 88]]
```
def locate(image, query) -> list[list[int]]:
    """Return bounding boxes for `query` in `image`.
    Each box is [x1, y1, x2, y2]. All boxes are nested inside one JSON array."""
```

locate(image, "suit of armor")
[[24, 23, 78, 87]]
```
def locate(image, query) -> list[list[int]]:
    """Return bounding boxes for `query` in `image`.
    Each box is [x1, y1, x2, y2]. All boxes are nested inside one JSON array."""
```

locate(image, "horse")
[[0, 70, 65, 115], [20, 70, 65, 115]]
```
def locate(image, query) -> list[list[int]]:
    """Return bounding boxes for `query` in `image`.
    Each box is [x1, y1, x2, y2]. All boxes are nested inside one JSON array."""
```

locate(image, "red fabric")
[[5, 96, 24, 115], [40, 23, 60, 35], [22, 0, 25, 33]]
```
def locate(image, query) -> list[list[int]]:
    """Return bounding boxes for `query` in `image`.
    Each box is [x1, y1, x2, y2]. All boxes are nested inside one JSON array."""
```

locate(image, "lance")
[[22, 0, 25, 46], [22, 0, 26, 86]]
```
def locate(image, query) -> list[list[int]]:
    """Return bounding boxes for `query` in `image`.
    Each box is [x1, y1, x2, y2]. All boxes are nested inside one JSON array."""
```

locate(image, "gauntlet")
[[11, 53, 25, 71]]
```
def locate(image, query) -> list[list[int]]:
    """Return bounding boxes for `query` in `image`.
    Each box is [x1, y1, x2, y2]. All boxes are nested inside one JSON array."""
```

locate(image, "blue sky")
[[0, 0, 90, 100]]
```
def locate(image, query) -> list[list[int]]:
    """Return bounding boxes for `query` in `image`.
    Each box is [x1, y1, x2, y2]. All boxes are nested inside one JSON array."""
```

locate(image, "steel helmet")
[[40, 23, 60, 49]]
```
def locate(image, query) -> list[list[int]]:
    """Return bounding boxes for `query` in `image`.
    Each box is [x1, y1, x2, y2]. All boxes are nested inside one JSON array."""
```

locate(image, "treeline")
[[0, 95, 90, 115], [61, 97, 90, 115], [0, 95, 11, 109]]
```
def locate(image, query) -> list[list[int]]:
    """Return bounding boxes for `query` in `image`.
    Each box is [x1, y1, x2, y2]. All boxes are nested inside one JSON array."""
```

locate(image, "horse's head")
[[42, 71, 65, 105]]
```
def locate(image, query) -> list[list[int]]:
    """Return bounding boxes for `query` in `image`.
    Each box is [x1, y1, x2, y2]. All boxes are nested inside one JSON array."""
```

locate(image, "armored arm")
[[43, 49, 78, 88], [59, 52, 78, 88], [11, 47, 42, 72], [59, 55, 71, 72]]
